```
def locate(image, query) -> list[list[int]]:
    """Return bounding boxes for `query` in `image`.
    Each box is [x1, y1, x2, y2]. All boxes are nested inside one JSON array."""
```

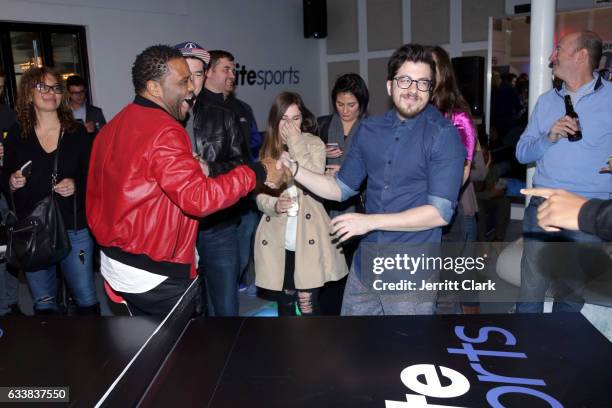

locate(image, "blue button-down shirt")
[[336, 105, 466, 278]]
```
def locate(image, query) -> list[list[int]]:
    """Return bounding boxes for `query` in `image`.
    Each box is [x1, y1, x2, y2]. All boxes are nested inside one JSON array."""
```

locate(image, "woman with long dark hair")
[[316, 73, 369, 314], [2, 67, 98, 315], [254, 92, 348, 316], [429, 46, 480, 314], [317, 73, 369, 177]]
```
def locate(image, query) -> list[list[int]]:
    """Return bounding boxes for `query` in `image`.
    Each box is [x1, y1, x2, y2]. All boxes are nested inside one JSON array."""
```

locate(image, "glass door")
[[9, 31, 44, 90], [51, 32, 84, 81], [0, 22, 90, 108]]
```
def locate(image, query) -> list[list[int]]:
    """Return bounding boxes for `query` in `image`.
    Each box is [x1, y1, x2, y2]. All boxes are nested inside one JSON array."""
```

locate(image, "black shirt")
[[2, 122, 92, 230], [0, 104, 16, 133]]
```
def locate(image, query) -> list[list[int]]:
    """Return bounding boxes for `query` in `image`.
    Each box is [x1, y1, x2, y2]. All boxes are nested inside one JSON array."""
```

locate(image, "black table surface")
[[0, 316, 160, 407], [1, 314, 611, 407], [141, 313, 612, 408]]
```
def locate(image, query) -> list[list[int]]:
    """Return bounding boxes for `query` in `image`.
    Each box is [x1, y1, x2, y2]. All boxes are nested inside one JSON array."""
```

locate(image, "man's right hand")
[[548, 115, 579, 143], [9, 170, 26, 191]]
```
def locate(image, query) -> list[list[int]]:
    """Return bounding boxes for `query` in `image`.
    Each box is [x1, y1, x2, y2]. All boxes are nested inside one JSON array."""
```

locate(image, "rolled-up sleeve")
[[336, 175, 360, 201], [427, 125, 466, 222], [427, 194, 454, 223]]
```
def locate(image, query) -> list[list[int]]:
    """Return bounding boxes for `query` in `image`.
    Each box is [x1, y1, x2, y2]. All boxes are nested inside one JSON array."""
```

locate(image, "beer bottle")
[[564, 95, 582, 142]]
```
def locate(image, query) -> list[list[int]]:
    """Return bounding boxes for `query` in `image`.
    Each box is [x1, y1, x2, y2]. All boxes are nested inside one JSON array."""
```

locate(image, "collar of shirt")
[[386, 106, 425, 131], [562, 74, 597, 100], [133, 95, 180, 122], [72, 104, 86, 121], [201, 87, 225, 105]]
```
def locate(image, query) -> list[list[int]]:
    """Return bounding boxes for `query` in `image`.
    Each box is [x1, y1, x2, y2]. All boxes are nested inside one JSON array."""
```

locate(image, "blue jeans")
[[517, 197, 602, 314], [341, 263, 437, 316], [25, 229, 98, 312], [197, 225, 240, 316], [237, 208, 258, 279], [0, 262, 19, 315]]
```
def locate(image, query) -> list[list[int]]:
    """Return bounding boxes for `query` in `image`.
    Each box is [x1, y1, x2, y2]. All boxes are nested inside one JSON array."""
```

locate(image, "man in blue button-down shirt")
[[281, 44, 466, 315]]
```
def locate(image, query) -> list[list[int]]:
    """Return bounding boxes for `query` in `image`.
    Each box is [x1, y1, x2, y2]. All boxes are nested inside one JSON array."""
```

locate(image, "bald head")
[[550, 31, 602, 88], [574, 31, 602, 71]]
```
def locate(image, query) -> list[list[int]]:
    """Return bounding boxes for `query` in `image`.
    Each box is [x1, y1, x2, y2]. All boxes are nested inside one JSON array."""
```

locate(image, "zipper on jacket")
[[9, 220, 38, 233]]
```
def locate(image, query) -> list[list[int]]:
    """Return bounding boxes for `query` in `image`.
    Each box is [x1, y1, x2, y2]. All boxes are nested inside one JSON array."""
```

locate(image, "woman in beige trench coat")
[[255, 92, 348, 316]]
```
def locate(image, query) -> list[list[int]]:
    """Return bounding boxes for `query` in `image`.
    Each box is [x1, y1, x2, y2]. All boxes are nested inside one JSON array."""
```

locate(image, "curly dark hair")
[[260, 92, 317, 160], [132, 45, 184, 94], [15, 66, 77, 138]]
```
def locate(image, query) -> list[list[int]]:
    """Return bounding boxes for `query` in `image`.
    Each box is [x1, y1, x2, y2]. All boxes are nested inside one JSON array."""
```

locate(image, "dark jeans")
[[477, 196, 511, 241], [118, 277, 191, 316], [237, 208, 258, 281], [0, 262, 19, 315], [25, 229, 98, 312], [197, 225, 240, 316], [516, 197, 603, 313], [439, 204, 479, 309]]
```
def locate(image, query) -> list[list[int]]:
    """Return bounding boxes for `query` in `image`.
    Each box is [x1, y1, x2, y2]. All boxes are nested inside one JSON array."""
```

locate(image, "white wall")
[[0, 0, 322, 128]]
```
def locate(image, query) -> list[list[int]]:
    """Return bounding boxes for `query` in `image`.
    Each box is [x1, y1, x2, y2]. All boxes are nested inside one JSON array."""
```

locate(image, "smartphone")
[[326, 142, 339, 149], [20, 160, 32, 178]]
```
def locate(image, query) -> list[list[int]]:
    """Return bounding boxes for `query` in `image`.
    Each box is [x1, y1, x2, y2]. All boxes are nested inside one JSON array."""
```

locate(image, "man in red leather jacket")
[[87, 45, 276, 315]]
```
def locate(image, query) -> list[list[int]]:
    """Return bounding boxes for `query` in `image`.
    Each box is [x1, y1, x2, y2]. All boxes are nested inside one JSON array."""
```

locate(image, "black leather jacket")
[[579, 198, 612, 241], [193, 88, 251, 230], [193, 88, 250, 177]]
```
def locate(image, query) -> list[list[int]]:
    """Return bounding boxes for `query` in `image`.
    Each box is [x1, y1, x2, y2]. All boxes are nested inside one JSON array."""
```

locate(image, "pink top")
[[447, 110, 476, 162]]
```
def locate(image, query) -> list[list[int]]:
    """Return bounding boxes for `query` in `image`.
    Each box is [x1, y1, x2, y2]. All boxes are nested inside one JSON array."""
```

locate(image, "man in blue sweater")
[[516, 31, 612, 313]]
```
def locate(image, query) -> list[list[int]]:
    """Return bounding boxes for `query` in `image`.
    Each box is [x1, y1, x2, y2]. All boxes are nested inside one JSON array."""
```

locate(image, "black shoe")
[[75, 303, 101, 316], [6, 304, 24, 316], [34, 308, 61, 316]]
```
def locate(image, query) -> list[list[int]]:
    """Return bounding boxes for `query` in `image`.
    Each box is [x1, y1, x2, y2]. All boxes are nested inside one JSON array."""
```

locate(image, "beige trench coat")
[[254, 132, 349, 290]]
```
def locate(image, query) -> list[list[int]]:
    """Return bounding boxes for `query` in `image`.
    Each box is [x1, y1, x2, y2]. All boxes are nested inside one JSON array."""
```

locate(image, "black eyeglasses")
[[34, 83, 63, 94], [393, 76, 432, 91]]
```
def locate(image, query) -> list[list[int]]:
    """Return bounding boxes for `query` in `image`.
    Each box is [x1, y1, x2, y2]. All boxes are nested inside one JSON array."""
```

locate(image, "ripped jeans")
[[277, 250, 320, 316], [25, 229, 98, 312]]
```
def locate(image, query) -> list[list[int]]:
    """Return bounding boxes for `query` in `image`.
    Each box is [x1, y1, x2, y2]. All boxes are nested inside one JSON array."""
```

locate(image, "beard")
[[165, 97, 192, 121], [394, 93, 429, 119]]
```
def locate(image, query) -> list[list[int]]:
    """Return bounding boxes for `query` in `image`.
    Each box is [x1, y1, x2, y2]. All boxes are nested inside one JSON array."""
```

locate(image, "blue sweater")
[[516, 75, 612, 199]]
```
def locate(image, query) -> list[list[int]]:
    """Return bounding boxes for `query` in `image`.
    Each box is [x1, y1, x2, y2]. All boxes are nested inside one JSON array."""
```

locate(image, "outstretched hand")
[[330, 213, 372, 243], [521, 188, 587, 232]]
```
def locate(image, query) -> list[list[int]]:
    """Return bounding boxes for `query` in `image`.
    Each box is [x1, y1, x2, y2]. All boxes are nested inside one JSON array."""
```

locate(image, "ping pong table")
[[1, 280, 611, 407]]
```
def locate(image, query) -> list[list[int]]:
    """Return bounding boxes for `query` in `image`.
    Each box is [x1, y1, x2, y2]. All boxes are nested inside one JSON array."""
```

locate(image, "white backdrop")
[[0, 0, 322, 128]]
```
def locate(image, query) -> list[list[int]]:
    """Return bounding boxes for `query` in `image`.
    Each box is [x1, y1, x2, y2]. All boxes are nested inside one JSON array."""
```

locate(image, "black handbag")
[[5, 130, 75, 271]]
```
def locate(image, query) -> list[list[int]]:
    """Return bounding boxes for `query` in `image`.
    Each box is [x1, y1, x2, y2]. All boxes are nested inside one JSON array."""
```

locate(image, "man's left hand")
[[330, 213, 372, 243], [521, 188, 587, 232]]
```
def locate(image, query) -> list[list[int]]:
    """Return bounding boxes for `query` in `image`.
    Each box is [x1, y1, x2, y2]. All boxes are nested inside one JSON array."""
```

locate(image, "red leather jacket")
[[87, 99, 256, 278]]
